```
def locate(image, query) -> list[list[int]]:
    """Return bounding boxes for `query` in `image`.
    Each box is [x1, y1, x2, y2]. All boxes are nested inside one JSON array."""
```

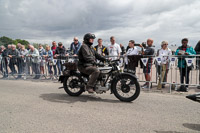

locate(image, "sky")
[[0, 0, 200, 50]]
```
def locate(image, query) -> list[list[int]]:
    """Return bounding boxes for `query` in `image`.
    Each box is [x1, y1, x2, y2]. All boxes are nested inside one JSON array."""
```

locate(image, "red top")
[[51, 46, 57, 55], [183, 48, 186, 52]]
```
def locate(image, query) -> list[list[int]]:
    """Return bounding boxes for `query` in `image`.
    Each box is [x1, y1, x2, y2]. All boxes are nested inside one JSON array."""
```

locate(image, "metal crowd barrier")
[[160, 55, 200, 92], [0, 55, 76, 80], [126, 54, 200, 92], [1, 55, 200, 93], [122, 55, 158, 88], [110, 54, 200, 92]]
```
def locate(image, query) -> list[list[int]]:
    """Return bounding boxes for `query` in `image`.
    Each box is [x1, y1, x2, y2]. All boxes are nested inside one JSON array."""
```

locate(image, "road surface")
[[0, 80, 200, 133]]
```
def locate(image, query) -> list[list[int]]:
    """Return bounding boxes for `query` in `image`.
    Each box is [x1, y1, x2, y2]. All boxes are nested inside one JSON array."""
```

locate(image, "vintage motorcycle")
[[59, 58, 140, 102]]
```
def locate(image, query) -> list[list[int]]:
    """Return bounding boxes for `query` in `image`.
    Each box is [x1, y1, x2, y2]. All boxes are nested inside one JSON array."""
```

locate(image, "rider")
[[78, 33, 107, 93]]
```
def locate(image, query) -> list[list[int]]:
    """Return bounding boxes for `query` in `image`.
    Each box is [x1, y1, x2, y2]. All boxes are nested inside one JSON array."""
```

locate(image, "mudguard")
[[58, 70, 80, 83], [58, 75, 66, 83], [122, 72, 138, 80], [113, 72, 138, 81], [111, 73, 138, 91]]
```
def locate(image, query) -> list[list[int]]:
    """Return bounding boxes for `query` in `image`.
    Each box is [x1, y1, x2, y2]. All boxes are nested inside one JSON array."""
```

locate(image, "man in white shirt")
[[124, 40, 142, 75], [125, 40, 140, 64], [28, 45, 40, 79], [107, 36, 121, 60]]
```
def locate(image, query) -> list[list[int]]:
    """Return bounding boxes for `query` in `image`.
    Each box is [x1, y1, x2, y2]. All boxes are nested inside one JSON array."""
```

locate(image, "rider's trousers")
[[78, 66, 100, 88]]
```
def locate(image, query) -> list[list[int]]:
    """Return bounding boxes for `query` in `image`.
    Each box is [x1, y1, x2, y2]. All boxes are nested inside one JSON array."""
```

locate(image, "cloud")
[[0, 0, 200, 49]]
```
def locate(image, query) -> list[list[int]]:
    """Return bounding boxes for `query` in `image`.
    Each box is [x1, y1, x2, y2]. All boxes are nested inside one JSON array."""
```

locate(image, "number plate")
[[68, 58, 75, 63]]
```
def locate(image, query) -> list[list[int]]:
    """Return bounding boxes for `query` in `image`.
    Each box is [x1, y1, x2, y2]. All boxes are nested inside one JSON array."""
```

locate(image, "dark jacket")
[[8, 49, 19, 56], [8, 49, 19, 64], [94, 45, 108, 55], [144, 46, 155, 64], [120, 46, 125, 55], [1, 49, 8, 63], [127, 55, 142, 69], [55, 46, 66, 60], [78, 44, 106, 67], [2, 49, 8, 57], [195, 41, 200, 54], [195, 41, 200, 65], [126, 46, 130, 52]]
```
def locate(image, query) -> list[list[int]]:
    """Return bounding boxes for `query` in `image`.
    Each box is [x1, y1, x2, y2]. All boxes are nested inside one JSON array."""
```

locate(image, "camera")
[[134, 42, 147, 48]]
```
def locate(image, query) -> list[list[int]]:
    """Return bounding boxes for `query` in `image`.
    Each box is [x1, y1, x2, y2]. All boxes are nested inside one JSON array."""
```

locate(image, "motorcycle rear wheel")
[[63, 75, 84, 96]]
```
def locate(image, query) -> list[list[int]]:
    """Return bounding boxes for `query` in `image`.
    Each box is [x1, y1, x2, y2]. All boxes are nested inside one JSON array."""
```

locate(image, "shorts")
[[40, 60, 45, 67], [143, 63, 152, 74]]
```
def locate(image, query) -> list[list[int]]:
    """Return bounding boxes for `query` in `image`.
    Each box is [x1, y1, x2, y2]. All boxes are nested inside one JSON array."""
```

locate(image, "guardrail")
[[0, 55, 200, 93], [0, 55, 77, 80]]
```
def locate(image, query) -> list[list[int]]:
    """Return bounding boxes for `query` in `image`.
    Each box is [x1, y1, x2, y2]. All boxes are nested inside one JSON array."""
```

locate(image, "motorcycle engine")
[[95, 81, 111, 94]]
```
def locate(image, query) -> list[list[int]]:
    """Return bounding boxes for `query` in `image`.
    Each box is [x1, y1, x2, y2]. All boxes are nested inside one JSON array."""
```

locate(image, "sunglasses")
[[74, 40, 78, 41]]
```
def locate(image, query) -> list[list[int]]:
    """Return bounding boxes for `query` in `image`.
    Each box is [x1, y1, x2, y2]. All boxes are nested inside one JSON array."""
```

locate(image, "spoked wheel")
[[112, 74, 140, 102], [63, 75, 84, 96]]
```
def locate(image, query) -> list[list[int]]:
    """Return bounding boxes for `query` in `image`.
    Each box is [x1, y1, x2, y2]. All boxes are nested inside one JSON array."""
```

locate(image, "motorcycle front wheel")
[[112, 74, 140, 102], [63, 75, 85, 96]]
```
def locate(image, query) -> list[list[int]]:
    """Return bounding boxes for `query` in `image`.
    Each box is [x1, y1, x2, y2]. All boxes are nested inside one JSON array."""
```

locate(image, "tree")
[[15, 39, 30, 48], [12, 40, 18, 45], [32, 43, 39, 49], [0, 36, 30, 48], [0, 40, 5, 46], [0, 36, 13, 47]]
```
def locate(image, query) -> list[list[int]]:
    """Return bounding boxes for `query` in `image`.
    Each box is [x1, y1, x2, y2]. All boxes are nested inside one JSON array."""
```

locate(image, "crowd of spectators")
[[0, 36, 200, 92]]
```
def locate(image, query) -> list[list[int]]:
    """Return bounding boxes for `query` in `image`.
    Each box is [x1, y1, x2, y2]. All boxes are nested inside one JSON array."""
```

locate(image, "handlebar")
[[110, 59, 120, 62], [96, 59, 120, 67]]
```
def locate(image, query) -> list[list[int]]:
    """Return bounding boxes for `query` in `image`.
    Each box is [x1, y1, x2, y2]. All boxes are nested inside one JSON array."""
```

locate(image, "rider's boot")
[[86, 86, 94, 93]]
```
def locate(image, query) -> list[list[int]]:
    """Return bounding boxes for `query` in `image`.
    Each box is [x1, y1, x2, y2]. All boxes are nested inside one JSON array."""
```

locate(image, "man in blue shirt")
[[70, 37, 81, 56]]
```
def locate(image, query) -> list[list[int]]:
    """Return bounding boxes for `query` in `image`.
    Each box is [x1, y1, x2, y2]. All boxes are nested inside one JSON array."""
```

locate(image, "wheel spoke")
[[116, 77, 137, 98], [125, 93, 129, 97], [67, 76, 81, 93], [129, 92, 134, 95]]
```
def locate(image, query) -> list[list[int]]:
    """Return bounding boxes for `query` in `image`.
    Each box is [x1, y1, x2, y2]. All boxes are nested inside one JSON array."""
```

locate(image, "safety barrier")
[[129, 55, 200, 92], [1, 55, 200, 93], [0, 55, 77, 80], [159, 55, 200, 92]]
